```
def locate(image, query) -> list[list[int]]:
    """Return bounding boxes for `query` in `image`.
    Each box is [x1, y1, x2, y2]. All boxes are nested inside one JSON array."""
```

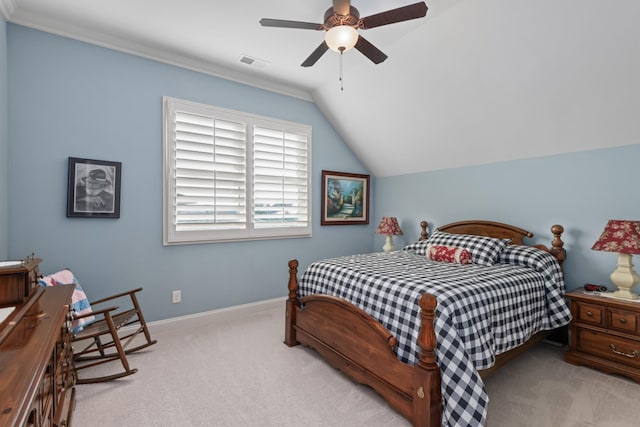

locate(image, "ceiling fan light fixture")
[[325, 26, 358, 52]]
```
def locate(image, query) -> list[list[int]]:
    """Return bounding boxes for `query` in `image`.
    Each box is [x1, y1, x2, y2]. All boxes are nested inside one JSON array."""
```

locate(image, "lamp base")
[[610, 253, 640, 300], [611, 289, 639, 300], [382, 236, 396, 252]]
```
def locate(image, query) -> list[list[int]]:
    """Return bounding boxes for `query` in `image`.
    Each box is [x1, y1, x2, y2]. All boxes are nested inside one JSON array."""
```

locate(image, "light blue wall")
[[0, 16, 7, 259], [374, 144, 640, 292], [6, 24, 374, 321]]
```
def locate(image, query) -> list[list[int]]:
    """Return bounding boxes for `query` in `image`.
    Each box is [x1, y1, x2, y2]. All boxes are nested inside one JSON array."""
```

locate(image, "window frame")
[[163, 96, 312, 245]]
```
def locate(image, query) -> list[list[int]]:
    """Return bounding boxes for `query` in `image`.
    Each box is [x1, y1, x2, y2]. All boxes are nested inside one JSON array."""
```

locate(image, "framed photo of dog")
[[67, 157, 121, 218]]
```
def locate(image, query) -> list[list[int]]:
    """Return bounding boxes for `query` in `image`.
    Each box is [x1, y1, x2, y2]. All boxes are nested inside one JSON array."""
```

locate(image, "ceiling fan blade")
[[360, 2, 428, 29], [332, 0, 351, 15], [301, 42, 329, 67], [354, 35, 388, 64], [259, 18, 324, 30]]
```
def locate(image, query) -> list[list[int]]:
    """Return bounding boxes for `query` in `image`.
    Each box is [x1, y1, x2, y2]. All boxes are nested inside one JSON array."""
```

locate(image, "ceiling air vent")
[[238, 55, 269, 69]]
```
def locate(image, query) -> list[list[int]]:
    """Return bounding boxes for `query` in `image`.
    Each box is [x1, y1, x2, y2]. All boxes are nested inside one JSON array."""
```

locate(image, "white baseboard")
[[147, 296, 284, 329]]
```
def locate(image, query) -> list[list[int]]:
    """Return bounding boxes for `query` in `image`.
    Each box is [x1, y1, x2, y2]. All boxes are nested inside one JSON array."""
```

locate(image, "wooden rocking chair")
[[72, 287, 157, 384], [39, 270, 157, 384]]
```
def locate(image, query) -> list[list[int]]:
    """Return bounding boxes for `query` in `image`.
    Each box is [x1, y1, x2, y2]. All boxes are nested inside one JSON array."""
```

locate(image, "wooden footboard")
[[286, 259, 442, 426]]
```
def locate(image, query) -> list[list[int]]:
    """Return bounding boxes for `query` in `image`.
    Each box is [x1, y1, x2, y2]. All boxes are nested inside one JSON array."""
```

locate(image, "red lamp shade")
[[591, 220, 640, 254], [375, 217, 404, 236]]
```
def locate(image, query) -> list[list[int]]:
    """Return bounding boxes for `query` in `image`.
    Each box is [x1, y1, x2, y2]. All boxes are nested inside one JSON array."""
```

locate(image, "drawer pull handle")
[[619, 318, 627, 324], [586, 311, 593, 317], [609, 344, 638, 359]]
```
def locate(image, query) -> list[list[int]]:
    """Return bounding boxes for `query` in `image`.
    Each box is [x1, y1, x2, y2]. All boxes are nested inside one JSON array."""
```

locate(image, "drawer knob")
[[586, 311, 593, 317], [609, 344, 638, 359], [619, 318, 627, 324]]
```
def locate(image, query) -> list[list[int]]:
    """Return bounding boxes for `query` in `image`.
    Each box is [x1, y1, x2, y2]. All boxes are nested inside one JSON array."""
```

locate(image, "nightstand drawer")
[[574, 301, 605, 326], [576, 329, 640, 369], [607, 308, 639, 334]]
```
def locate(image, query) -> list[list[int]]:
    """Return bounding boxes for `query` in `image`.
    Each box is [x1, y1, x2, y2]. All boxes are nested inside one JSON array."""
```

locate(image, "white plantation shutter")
[[163, 97, 311, 245], [174, 112, 247, 230], [253, 125, 309, 229]]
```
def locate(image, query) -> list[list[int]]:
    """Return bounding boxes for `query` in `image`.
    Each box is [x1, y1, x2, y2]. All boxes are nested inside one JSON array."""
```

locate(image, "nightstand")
[[565, 289, 640, 383]]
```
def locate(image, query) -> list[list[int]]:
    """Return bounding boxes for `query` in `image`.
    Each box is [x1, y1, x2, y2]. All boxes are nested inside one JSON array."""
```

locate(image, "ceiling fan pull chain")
[[339, 48, 344, 91]]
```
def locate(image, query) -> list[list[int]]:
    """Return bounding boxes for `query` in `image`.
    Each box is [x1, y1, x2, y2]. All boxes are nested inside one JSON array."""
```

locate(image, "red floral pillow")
[[427, 245, 472, 264]]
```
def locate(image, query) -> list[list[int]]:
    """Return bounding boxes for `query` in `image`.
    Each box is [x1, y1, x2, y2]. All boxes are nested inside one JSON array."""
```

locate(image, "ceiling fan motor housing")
[[323, 6, 360, 30]]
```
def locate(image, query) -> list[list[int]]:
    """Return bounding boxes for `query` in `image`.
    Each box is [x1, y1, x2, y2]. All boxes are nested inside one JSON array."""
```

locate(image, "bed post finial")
[[287, 259, 299, 300], [413, 293, 442, 426], [417, 294, 438, 370], [550, 224, 565, 265], [419, 221, 429, 241], [285, 259, 300, 347]]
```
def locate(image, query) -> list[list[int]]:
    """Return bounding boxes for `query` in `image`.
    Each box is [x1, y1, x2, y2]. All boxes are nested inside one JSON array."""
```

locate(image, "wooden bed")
[[285, 220, 566, 427]]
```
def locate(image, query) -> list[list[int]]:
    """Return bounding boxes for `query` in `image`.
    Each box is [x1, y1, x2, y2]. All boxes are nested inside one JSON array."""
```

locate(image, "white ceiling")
[[3, 0, 640, 177]]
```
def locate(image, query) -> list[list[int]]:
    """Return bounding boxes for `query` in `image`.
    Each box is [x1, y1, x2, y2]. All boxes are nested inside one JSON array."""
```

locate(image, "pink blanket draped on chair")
[[39, 269, 95, 333]]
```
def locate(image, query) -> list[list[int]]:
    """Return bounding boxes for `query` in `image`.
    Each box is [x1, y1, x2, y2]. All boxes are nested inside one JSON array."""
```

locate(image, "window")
[[163, 97, 311, 245]]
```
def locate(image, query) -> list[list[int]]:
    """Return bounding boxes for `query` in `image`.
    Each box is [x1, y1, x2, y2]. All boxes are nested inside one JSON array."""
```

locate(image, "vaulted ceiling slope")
[[3, 0, 639, 177]]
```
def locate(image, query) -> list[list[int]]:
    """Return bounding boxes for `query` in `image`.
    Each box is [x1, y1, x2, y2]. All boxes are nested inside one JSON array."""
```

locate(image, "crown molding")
[[6, 7, 313, 102]]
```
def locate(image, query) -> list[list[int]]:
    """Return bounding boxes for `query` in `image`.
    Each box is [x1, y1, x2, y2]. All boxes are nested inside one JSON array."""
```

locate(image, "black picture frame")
[[67, 157, 121, 218], [321, 170, 370, 225]]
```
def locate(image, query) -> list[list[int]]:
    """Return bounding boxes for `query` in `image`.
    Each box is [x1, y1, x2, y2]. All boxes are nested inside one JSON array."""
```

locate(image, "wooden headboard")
[[418, 220, 566, 265]]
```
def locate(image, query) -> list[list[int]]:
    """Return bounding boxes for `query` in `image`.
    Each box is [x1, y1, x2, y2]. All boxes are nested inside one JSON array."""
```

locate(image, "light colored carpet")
[[73, 301, 640, 426]]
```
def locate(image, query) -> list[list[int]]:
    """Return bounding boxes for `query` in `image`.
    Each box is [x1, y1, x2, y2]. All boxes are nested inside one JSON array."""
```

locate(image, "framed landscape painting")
[[321, 170, 370, 225]]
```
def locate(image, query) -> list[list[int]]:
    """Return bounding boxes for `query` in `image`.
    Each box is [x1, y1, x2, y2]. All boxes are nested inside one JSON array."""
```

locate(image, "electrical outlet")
[[172, 290, 181, 304]]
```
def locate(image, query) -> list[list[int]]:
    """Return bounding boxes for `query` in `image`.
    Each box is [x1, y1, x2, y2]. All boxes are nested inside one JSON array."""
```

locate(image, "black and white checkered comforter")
[[298, 245, 572, 427]]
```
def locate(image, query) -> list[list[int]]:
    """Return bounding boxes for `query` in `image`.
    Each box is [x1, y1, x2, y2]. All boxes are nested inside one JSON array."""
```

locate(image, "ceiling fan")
[[260, 0, 428, 67]]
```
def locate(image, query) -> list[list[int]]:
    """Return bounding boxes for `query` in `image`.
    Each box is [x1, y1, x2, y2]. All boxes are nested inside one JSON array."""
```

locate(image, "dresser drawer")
[[576, 329, 640, 369], [607, 308, 639, 334], [574, 301, 605, 326]]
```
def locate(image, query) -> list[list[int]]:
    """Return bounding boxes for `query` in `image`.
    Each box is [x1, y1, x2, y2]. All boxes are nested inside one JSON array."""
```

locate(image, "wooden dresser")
[[0, 285, 76, 427], [565, 289, 640, 383]]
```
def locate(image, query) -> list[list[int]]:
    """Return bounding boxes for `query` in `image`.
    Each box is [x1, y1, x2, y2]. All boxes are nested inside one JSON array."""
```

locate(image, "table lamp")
[[375, 217, 403, 252], [591, 219, 640, 299]]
